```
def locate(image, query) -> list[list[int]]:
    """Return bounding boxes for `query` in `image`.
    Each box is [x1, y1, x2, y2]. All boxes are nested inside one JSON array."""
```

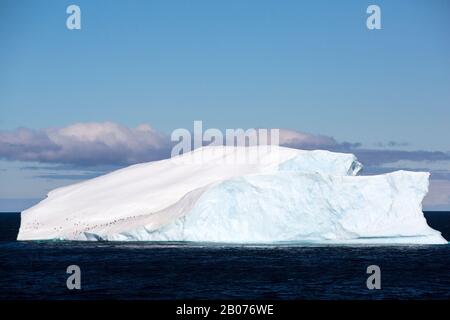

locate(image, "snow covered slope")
[[17, 146, 447, 244]]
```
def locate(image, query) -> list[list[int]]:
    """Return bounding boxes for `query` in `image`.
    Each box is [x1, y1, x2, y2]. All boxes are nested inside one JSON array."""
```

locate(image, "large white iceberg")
[[17, 146, 447, 244]]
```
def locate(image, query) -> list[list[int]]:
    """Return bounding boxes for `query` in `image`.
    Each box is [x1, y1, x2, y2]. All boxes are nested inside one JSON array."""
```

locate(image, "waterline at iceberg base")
[[17, 146, 447, 244]]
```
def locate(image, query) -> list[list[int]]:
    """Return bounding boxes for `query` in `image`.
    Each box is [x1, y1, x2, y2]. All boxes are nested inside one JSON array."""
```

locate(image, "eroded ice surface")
[[17, 146, 447, 244]]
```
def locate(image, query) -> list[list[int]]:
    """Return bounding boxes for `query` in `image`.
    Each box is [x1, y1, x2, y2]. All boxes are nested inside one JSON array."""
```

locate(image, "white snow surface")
[[17, 146, 447, 244]]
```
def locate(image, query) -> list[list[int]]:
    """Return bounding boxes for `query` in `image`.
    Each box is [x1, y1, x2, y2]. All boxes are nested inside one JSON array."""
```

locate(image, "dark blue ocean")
[[0, 212, 449, 300]]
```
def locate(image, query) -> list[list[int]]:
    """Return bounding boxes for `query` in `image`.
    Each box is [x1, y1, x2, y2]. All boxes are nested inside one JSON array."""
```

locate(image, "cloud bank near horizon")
[[1, 122, 450, 210], [2, 122, 449, 167]]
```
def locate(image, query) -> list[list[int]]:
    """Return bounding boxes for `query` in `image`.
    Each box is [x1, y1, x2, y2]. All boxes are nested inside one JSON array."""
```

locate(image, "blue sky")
[[1, 0, 450, 210]]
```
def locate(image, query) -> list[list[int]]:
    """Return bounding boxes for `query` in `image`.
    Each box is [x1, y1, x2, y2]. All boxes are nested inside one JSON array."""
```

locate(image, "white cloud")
[[0, 122, 170, 166], [278, 129, 339, 149]]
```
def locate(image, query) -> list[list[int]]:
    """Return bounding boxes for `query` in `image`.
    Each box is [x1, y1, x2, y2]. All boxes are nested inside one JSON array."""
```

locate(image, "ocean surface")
[[0, 212, 449, 300]]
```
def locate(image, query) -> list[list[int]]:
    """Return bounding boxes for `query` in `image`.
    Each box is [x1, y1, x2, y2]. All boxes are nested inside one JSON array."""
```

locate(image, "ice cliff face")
[[17, 146, 447, 244]]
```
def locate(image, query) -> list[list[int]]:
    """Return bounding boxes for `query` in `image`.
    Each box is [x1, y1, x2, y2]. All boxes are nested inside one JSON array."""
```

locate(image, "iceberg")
[[17, 146, 447, 244]]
